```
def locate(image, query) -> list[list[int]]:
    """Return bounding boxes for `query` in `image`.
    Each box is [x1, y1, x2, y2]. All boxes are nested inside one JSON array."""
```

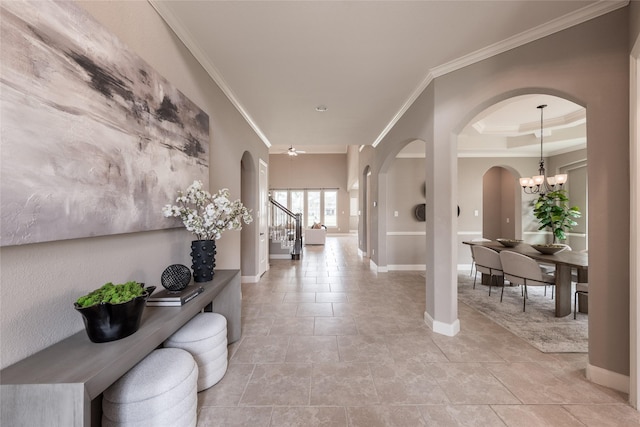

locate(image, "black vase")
[[74, 285, 155, 343], [191, 240, 216, 282]]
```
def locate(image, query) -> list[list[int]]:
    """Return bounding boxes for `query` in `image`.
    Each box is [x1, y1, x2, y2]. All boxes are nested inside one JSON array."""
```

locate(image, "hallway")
[[197, 235, 638, 426]]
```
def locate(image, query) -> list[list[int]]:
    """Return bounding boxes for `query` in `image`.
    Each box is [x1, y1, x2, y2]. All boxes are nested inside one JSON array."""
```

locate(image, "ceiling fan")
[[286, 146, 306, 156]]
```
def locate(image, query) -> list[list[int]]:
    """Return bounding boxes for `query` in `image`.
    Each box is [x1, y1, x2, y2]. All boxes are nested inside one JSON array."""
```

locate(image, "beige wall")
[[386, 158, 426, 267], [363, 7, 631, 378], [269, 153, 350, 232], [0, 1, 268, 368]]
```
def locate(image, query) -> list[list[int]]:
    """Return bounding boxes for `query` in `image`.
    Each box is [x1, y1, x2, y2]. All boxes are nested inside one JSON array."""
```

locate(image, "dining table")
[[463, 240, 588, 317]]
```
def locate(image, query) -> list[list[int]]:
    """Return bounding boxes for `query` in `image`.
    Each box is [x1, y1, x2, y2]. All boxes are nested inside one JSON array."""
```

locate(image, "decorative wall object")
[[0, 1, 209, 246]]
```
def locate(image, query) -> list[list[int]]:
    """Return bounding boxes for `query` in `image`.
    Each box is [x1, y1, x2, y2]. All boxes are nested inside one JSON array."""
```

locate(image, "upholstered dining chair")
[[469, 238, 491, 277], [471, 246, 506, 300], [499, 251, 556, 312], [574, 282, 588, 319]]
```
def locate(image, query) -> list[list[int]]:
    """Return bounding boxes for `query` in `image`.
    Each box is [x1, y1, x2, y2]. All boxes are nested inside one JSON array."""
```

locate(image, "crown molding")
[[150, 0, 627, 151], [148, 1, 272, 148], [374, 0, 628, 149], [431, 1, 628, 78]]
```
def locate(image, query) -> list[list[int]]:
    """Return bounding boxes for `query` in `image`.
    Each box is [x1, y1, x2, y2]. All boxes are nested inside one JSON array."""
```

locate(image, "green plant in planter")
[[76, 281, 144, 307], [533, 189, 581, 243]]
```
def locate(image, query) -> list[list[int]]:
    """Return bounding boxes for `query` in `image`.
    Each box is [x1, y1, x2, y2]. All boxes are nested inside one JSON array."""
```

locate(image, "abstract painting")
[[0, 0, 209, 246]]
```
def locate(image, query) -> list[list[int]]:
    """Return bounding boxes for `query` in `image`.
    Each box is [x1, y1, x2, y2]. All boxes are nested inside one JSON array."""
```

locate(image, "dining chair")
[[469, 238, 491, 277], [471, 246, 505, 300], [574, 282, 588, 319], [500, 251, 556, 312]]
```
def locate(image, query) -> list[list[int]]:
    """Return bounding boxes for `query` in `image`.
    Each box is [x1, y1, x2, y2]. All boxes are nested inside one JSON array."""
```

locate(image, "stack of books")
[[146, 285, 205, 306]]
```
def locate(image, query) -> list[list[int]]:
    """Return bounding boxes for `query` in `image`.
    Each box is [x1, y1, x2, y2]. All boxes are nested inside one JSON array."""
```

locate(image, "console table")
[[0, 269, 241, 427]]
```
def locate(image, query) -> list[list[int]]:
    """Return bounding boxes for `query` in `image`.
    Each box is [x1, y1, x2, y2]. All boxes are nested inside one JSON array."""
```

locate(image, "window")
[[273, 190, 287, 207], [271, 188, 339, 228], [291, 190, 304, 215], [323, 190, 337, 227], [307, 191, 321, 226]]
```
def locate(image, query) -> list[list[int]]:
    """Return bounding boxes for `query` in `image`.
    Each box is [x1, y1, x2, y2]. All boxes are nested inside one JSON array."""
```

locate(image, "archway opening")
[[482, 166, 518, 240]]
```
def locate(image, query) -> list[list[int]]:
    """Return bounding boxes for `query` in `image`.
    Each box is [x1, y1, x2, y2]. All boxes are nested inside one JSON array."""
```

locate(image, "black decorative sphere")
[[161, 264, 192, 291]]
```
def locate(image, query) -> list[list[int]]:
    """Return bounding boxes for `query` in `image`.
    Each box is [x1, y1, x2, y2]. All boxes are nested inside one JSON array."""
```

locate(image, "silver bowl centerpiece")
[[496, 238, 523, 248], [531, 244, 568, 255]]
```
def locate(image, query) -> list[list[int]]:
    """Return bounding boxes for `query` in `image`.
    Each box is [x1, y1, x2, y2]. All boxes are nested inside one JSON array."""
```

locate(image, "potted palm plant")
[[532, 189, 581, 249]]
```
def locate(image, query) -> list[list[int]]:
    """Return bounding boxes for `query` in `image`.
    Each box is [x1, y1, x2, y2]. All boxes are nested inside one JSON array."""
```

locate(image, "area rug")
[[457, 271, 588, 353]]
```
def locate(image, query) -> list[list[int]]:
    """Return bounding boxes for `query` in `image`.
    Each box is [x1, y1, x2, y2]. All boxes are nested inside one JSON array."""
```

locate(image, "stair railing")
[[269, 197, 302, 260]]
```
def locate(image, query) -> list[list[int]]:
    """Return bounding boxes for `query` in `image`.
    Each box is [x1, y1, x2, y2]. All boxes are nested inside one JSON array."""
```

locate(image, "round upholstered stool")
[[102, 348, 198, 427], [164, 312, 228, 392]]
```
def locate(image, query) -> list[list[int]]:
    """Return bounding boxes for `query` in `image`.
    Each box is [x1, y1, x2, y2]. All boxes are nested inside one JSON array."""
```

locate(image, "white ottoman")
[[102, 348, 198, 427], [164, 312, 228, 391]]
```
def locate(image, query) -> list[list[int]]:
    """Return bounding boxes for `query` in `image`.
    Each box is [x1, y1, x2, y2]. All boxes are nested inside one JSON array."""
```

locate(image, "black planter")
[[191, 240, 216, 282], [74, 286, 155, 343]]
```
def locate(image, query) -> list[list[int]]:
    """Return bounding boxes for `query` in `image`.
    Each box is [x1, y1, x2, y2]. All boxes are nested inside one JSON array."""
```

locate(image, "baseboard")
[[369, 259, 388, 273], [388, 264, 426, 271], [424, 311, 460, 337], [241, 274, 260, 283], [269, 254, 291, 260], [586, 363, 630, 394]]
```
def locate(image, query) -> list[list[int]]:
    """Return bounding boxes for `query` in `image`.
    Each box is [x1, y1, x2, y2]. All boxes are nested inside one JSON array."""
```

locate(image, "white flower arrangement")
[[162, 180, 253, 241]]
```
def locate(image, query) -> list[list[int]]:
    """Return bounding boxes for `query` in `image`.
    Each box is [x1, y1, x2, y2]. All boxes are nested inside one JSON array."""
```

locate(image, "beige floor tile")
[[198, 363, 255, 407], [196, 236, 636, 425], [418, 405, 507, 426], [259, 302, 299, 318], [239, 363, 311, 406], [197, 406, 272, 426], [562, 404, 640, 426], [485, 362, 623, 404], [337, 334, 394, 363], [283, 291, 316, 302], [346, 405, 428, 427], [384, 333, 448, 363], [314, 291, 348, 303], [370, 360, 450, 404], [431, 333, 506, 362], [269, 406, 348, 427], [491, 404, 584, 426], [285, 336, 340, 363], [269, 317, 315, 336], [241, 317, 274, 336], [230, 335, 290, 364], [310, 362, 379, 406], [314, 316, 358, 335], [296, 302, 334, 317], [429, 362, 521, 404]]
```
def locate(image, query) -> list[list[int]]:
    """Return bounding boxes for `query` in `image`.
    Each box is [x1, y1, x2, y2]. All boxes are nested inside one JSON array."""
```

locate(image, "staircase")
[[269, 197, 302, 260]]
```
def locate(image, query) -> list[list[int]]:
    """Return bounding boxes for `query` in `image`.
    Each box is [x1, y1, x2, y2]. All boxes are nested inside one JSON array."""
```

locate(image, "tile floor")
[[197, 235, 639, 426]]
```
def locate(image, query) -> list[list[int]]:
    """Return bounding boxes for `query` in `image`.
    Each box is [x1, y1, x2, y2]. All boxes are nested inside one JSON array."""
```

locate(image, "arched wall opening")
[[377, 139, 427, 271], [482, 166, 519, 240], [455, 93, 587, 267]]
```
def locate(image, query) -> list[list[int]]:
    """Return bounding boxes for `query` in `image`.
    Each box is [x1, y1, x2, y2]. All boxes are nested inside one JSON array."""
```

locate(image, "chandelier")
[[519, 104, 567, 194]]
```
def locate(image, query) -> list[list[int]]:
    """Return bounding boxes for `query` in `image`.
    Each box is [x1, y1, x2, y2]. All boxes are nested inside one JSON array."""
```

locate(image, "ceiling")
[[150, 1, 626, 156]]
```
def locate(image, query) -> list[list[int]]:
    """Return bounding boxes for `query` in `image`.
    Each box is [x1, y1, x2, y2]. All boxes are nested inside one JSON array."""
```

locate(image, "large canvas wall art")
[[0, 0, 209, 246]]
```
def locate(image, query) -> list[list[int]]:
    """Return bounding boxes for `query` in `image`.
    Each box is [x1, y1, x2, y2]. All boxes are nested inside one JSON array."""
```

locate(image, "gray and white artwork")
[[0, 1, 209, 246]]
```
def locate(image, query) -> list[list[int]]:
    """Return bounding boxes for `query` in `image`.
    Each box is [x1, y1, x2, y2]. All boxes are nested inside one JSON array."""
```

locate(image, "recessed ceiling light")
[[315, 105, 328, 112]]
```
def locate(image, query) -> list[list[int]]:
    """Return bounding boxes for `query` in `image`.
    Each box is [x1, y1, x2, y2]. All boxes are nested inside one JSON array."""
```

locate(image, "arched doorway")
[[482, 166, 519, 240], [457, 94, 587, 261]]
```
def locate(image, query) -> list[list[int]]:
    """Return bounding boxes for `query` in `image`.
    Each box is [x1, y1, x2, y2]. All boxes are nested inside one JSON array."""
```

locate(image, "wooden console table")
[[1, 269, 241, 427]]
